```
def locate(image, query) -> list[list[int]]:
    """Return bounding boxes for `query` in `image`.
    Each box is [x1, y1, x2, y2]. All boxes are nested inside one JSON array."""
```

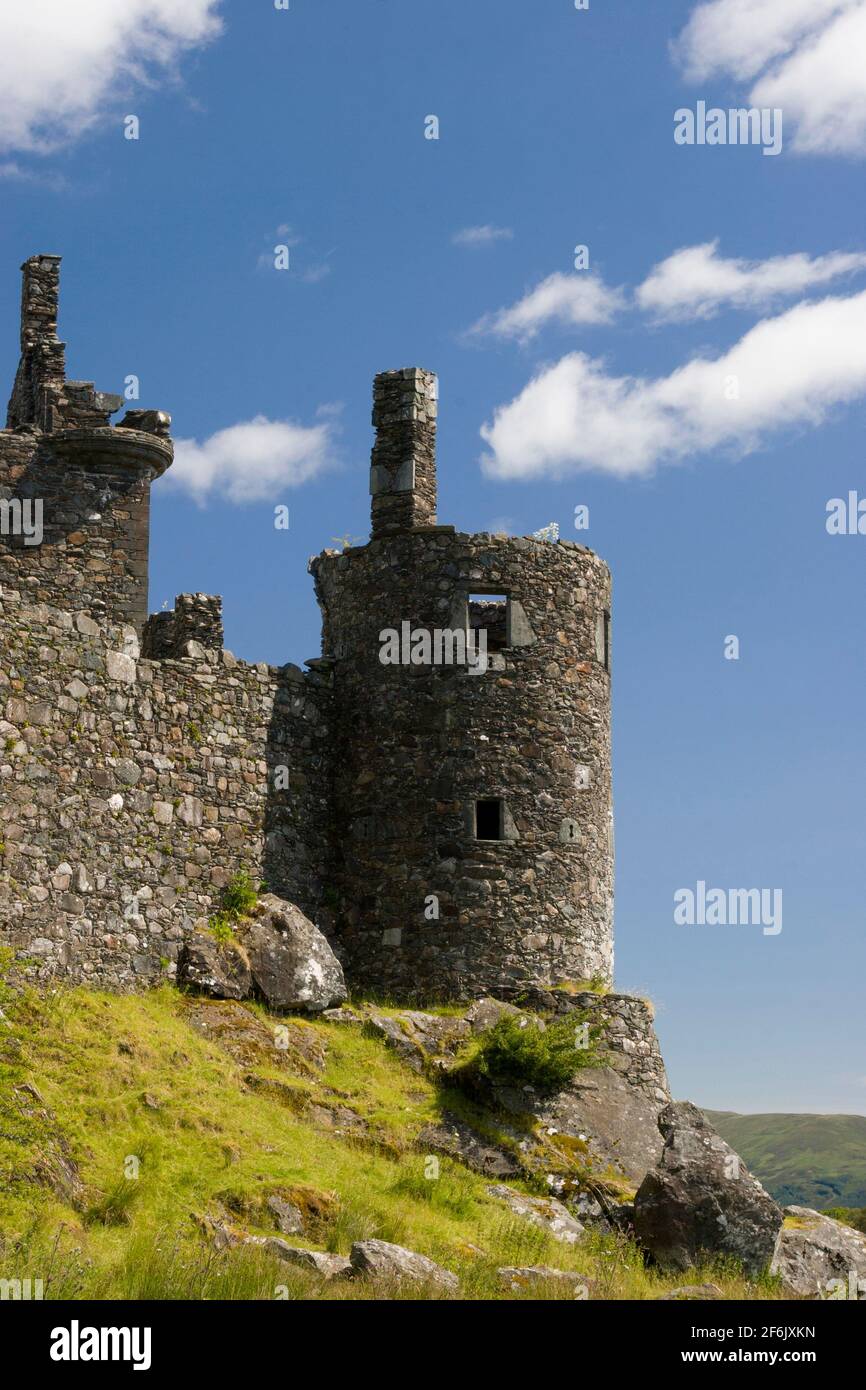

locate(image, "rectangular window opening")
[[468, 594, 508, 652], [475, 798, 504, 840], [603, 610, 611, 672]]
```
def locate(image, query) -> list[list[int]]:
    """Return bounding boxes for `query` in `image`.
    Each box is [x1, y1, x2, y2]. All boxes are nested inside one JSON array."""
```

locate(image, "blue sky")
[[2, 0, 865, 1114]]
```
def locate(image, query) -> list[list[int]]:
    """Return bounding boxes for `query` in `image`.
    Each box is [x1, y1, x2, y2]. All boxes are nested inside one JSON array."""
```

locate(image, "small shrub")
[[221, 871, 259, 919], [208, 913, 236, 945], [451, 1013, 600, 1096]]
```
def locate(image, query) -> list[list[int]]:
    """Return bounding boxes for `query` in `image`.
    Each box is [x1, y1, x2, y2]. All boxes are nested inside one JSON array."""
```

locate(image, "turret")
[[312, 369, 614, 1001], [0, 255, 173, 632]]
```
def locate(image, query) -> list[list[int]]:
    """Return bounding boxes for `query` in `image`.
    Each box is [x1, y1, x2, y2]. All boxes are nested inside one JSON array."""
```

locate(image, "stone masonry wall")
[[312, 527, 613, 1000], [0, 587, 331, 989]]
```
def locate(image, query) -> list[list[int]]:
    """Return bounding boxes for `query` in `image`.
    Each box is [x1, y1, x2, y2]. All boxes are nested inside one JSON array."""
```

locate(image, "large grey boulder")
[[242, 894, 346, 1013], [177, 934, 251, 1001], [349, 1239, 459, 1290], [634, 1102, 782, 1276], [771, 1207, 866, 1298]]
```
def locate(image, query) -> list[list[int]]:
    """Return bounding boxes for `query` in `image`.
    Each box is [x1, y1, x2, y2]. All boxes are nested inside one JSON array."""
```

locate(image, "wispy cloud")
[[452, 225, 514, 248], [480, 287, 866, 478], [467, 272, 625, 343], [674, 0, 866, 156], [256, 226, 333, 282], [0, 160, 68, 191], [637, 240, 866, 320], [166, 414, 337, 505], [0, 0, 223, 156]]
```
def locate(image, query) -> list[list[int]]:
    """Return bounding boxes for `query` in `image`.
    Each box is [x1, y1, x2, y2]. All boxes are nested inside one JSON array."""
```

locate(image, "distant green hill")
[[704, 1111, 866, 1210]]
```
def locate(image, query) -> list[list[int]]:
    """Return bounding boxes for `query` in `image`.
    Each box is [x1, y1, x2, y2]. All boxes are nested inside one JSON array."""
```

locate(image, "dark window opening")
[[476, 798, 503, 840], [603, 610, 611, 672], [468, 594, 508, 653]]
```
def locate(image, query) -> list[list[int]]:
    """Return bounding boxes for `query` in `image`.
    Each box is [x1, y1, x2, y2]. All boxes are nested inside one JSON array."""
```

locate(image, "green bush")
[[221, 871, 259, 919], [451, 1013, 600, 1096], [824, 1206, 866, 1234], [207, 871, 260, 941]]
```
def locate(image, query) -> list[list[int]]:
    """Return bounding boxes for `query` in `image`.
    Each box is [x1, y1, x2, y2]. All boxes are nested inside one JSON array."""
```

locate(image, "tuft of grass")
[[207, 870, 261, 942], [84, 1179, 140, 1228], [222, 871, 259, 919]]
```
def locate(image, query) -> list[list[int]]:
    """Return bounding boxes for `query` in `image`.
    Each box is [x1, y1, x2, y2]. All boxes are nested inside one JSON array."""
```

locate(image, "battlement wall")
[[0, 589, 332, 989]]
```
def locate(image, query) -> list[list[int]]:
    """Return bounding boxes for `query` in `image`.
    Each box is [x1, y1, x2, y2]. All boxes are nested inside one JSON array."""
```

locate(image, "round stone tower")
[[311, 368, 613, 1001]]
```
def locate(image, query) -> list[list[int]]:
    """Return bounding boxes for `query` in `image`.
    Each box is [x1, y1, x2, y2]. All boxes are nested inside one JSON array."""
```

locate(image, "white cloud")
[[674, 0, 866, 155], [452, 225, 514, 247], [0, 0, 223, 155], [480, 288, 866, 479], [467, 272, 624, 343], [637, 240, 866, 320], [166, 415, 336, 505]]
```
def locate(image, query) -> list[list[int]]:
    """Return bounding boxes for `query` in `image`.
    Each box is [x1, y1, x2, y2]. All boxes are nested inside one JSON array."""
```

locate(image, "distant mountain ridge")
[[704, 1110, 866, 1209]]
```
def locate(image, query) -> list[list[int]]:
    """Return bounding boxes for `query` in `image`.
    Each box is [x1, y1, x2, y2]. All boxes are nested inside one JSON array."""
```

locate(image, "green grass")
[[0, 980, 789, 1300]]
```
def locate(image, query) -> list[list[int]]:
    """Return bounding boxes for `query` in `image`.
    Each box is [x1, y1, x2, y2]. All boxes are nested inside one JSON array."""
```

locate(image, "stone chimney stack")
[[369, 368, 438, 538], [6, 254, 67, 431]]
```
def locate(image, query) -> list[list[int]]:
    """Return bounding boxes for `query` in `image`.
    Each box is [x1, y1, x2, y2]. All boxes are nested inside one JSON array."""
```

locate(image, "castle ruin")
[[0, 256, 614, 1000]]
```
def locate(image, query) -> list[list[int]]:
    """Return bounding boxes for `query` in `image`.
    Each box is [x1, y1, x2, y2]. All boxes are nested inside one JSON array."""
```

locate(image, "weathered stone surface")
[[177, 934, 251, 1001], [365, 1008, 469, 1071], [241, 894, 346, 1013], [263, 1243, 351, 1279], [487, 1185, 584, 1244], [497, 1266, 591, 1294], [348, 1239, 459, 1290], [464, 997, 524, 1033], [417, 1112, 521, 1179], [487, 993, 670, 1188], [184, 999, 324, 1076], [657, 1283, 723, 1301], [634, 1103, 783, 1276], [266, 1195, 305, 1236], [770, 1207, 866, 1298]]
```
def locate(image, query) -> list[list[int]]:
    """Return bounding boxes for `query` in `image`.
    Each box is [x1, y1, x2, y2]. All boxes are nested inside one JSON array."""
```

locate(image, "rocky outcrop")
[[242, 895, 346, 1013], [488, 993, 671, 1188], [487, 1185, 584, 1244], [263, 1241, 351, 1279], [177, 935, 251, 1001], [497, 1266, 591, 1295], [417, 1112, 521, 1179], [178, 896, 346, 1015], [657, 1283, 723, 1301], [348, 1239, 459, 1290], [771, 1207, 866, 1297], [634, 1103, 782, 1276]]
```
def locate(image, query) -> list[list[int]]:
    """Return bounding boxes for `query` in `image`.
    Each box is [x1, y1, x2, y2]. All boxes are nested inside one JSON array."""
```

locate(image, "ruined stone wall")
[[0, 587, 332, 989], [312, 528, 613, 1000], [0, 427, 172, 634]]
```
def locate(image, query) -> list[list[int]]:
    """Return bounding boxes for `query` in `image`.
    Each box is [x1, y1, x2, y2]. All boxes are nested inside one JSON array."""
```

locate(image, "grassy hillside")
[[0, 969, 787, 1300], [705, 1110, 866, 1209]]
